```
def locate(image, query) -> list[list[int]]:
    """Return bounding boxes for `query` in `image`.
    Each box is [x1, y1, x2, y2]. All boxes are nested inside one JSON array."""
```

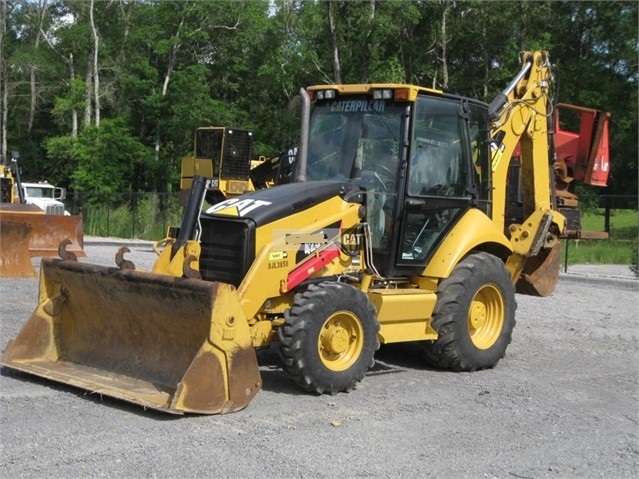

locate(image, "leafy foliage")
[[73, 118, 153, 194], [0, 0, 636, 201]]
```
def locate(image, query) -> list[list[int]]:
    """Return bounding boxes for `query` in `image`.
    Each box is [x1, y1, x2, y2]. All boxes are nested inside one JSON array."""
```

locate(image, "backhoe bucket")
[[0, 208, 85, 258], [1, 258, 262, 415], [516, 242, 562, 297], [0, 220, 36, 278]]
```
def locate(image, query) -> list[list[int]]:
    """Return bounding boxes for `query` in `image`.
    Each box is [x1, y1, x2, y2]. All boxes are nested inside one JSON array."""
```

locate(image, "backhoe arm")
[[487, 51, 566, 295]]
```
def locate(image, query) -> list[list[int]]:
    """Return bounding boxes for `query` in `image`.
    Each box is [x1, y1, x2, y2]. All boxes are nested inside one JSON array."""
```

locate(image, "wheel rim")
[[468, 284, 505, 349], [318, 310, 364, 372]]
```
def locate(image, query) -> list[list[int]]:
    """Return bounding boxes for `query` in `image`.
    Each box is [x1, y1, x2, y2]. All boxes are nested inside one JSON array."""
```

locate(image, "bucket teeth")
[[58, 238, 78, 261], [183, 255, 201, 279], [115, 246, 136, 270]]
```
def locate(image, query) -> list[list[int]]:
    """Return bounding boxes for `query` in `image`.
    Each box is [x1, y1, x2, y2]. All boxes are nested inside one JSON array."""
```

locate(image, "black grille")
[[198, 216, 255, 287], [195, 128, 224, 175], [221, 129, 253, 180]]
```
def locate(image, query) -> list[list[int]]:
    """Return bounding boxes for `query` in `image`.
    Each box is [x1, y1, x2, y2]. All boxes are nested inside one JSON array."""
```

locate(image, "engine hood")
[[203, 181, 363, 227]]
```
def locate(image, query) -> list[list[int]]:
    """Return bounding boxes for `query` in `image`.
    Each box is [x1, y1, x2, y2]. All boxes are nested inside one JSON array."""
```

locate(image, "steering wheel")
[[361, 163, 395, 192]]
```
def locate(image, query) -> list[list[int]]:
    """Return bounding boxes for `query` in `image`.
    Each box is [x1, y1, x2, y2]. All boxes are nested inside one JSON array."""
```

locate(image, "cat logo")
[[341, 228, 362, 254], [341, 232, 363, 247], [206, 198, 271, 217]]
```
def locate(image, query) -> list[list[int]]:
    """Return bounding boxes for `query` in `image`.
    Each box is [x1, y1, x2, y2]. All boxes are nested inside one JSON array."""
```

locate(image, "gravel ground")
[[0, 237, 637, 478]]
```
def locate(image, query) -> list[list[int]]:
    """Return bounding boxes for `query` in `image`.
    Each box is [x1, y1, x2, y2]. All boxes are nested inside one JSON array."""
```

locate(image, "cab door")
[[391, 96, 490, 276]]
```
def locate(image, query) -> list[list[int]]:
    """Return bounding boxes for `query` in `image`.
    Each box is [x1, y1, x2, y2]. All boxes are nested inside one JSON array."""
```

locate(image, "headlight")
[[316, 89, 336, 100], [373, 89, 393, 100]]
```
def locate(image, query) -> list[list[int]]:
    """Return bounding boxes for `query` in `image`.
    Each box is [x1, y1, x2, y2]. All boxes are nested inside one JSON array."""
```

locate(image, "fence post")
[[73, 190, 79, 216], [564, 238, 569, 273], [132, 193, 136, 239], [604, 196, 611, 234], [162, 193, 167, 236]]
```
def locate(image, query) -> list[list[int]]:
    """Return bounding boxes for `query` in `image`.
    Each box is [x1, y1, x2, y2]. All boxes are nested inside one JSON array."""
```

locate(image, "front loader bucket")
[[516, 242, 562, 297], [0, 209, 85, 258], [1, 258, 262, 415], [27, 214, 84, 258], [0, 220, 36, 278]]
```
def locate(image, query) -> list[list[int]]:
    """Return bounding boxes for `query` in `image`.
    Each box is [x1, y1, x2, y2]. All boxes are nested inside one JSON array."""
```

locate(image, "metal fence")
[[575, 194, 638, 235], [559, 194, 637, 273], [68, 191, 183, 240]]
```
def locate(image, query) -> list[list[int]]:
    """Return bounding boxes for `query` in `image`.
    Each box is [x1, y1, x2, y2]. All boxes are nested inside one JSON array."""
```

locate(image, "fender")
[[423, 208, 512, 279]]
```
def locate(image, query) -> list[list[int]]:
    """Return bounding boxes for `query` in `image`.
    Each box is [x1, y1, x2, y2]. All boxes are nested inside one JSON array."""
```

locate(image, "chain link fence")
[[68, 191, 183, 240]]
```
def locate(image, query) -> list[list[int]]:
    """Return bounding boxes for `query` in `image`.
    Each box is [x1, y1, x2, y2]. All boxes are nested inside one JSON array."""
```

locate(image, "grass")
[[564, 208, 638, 266]]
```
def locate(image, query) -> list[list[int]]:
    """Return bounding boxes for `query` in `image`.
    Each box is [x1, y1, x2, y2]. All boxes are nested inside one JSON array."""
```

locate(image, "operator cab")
[[301, 86, 493, 277]]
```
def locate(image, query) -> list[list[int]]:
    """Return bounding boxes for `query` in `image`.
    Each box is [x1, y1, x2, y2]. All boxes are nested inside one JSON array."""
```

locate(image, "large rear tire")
[[278, 282, 380, 394], [422, 252, 516, 371]]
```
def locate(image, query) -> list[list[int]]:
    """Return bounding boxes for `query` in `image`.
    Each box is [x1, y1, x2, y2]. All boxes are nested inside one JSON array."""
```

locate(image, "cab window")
[[408, 97, 467, 198]]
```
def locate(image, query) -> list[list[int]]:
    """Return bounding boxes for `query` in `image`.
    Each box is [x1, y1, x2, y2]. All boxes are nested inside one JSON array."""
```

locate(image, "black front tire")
[[422, 252, 516, 371], [278, 282, 380, 394]]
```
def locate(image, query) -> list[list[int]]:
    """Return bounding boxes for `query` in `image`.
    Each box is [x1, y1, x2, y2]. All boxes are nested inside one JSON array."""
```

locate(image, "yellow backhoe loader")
[[2, 51, 611, 415], [0, 153, 84, 277]]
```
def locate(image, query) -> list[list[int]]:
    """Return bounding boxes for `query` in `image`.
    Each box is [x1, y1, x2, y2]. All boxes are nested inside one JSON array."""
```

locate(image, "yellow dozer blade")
[[0, 220, 36, 278], [0, 205, 85, 258], [1, 258, 262, 414]]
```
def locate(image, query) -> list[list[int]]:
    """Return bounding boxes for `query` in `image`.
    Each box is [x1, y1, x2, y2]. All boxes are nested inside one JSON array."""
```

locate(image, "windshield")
[[306, 97, 405, 250], [25, 186, 54, 198], [306, 97, 403, 183]]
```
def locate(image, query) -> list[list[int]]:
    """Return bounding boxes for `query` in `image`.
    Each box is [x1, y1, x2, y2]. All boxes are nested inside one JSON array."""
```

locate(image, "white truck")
[[20, 181, 69, 215]]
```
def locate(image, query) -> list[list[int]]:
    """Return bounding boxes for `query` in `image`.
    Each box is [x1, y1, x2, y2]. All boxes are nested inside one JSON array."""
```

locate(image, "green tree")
[[544, 1, 638, 199], [71, 117, 153, 197], [1, 0, 636, 202]]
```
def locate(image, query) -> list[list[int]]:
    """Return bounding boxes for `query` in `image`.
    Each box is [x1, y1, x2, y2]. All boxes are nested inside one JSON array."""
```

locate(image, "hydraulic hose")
[[488, 59, 533, 120], [172, 175, 206, 258]]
